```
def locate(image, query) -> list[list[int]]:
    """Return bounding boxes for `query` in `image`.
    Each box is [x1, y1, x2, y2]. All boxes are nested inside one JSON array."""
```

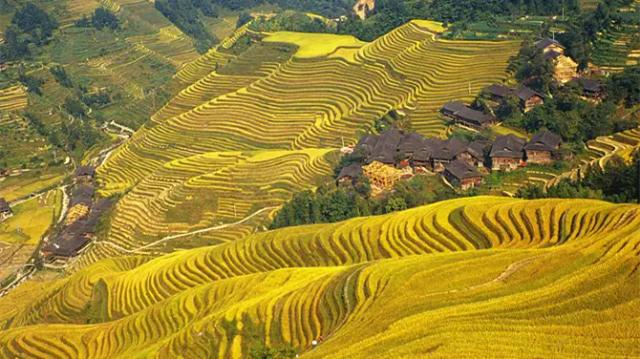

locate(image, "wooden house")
[[367, 128, 402, 165], [486, 84, 513, 102], [337, 163, 362, 185], [444, 159, 484, 190], [0, 198, 12, 221], [524, 131, 562, 165], [490, 134, 526, 171], [514, 86, 545, 112], [431, 138, 468, 173], [570, 78, 604, 99], [441, 101, 494, 128], [536, 38, 577, 83], [75, 166, 96, 183], [466, 140, 490, 168]]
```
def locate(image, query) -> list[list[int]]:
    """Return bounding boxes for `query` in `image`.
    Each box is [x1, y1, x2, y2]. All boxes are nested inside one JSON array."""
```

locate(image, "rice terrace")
[[0, 0, 639, 358]]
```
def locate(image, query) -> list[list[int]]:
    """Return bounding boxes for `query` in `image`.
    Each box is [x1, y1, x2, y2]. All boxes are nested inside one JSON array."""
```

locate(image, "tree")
[[50, 66, 73, 88], [516, 183, 545, 199], [1, 3, 57, 60], [92, 8, 119, 30], [64, 97, 87, 119], [18, 71, 44, 95], [11, 3, 58, 44], [608, 66, 640, 107], [385, 196, 408, 213]]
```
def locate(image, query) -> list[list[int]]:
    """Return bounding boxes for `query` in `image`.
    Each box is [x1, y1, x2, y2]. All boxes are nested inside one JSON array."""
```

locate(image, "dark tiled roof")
[[515, 86, 543, 102], [338, 163, 362, 179], [490, 134, 526, 159], [571, 77, 603, 92], [456, 107, 494, 126], [486, 84, 513, 98], [445, 159, 482, 180], [44, 199, 114, 258], [433, 138, 469, 161], [398, 133, 425, 153], [412, 147, 432, 162], [43, 235, 90, 257], [535, 38, 563, 50], [543, 50, 562, 60], [369, 128, 402, 163], [525, 131, 562, 152], [357, 134, 379, 158], [442, 101, 494, 126], [75, 166, 96, 177], [468, 140, 490, 161], [442, 101, 468, 113], [0, 198, 10, 213], [358, 134, 379, 147], [71, 185, 95, 207]]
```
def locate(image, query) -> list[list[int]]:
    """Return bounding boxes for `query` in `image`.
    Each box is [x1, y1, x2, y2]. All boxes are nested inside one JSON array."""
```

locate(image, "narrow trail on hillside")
[[94, 206, 279, 256], [421, 255, 543, 298]]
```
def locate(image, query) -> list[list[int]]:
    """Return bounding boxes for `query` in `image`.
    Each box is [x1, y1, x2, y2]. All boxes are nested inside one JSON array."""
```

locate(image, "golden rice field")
[[0, 197, 638, 358], [88, 20, 519, 267], [0, 86, 28, 113], [102, 20, 517, 193], [76, 149, 333, 269]]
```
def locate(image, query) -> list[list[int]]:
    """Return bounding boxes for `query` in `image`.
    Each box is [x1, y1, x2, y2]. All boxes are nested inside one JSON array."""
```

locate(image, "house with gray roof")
[[0, 198, 12, 221], [525, 131, 562, 165], [444, 159, 484, 190], [490, 134, 526, 171]]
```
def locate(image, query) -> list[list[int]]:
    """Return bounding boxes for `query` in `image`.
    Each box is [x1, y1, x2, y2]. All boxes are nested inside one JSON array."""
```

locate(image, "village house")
[[441, 101, 495, 128], [350, 128, 561, 190], [410, 146, 433, 170], [486, 84, 514, 102], [524, 131, 562, 165], [42, 232, 93, 264], [42, 198, 112, 263], [514, 87, 545, 112], [75, 166, 96, 183], [367, 128, 403, 165], [397, 133, 426, 158], [536, 38, 578, 83], [444, 159, 484, 190], [490, 134, 526, 171], [431, 138, 469, 173], [337, 163, 363, 185], [466, 140, 490, 168], [486, 84, 544, 112], [570, 77, 605, 100], [0, 198, 13, 221]]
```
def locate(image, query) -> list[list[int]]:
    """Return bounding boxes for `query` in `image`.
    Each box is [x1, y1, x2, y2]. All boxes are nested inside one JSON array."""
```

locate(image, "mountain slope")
[[85, 20, 519, 269], [0, 197, 638, 358]]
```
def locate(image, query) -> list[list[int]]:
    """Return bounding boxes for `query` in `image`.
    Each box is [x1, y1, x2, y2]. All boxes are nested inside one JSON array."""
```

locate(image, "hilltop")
[[0, 196, 638, 357]]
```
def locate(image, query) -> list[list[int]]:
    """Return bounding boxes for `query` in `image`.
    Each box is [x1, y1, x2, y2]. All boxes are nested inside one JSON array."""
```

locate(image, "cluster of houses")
[[41, 166, 99, 264], [0, 198, 12, 222], [339, 128, 562, 190], [439, 38, 604, 131]]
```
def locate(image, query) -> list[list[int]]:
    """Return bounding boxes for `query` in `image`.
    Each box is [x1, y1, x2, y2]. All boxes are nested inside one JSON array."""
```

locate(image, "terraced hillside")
[[0, 197, 638, 358], [591, 1, 640, 70], [546, 124, 640, 187], [75, 148, 333, 270], [88, 21, 519, 267], [0, 86, 28, 112]]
